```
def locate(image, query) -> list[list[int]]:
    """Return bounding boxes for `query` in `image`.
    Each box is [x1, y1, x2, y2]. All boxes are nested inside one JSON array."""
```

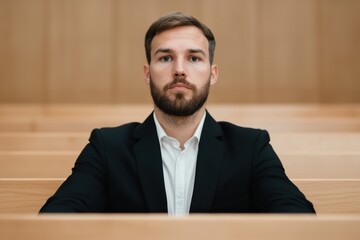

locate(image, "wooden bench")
[[0, 178, 359, 214], [0, 214, 359, 240], [0, 104, 359, 132], [1, 116, 359, 132], [0, 104, 153, 117], [0, 132, 359, 152], [1, 151, 359, 179], [1, 104, 358, 117], [0, 133, 88, 151], [1, 104, 359, 216]]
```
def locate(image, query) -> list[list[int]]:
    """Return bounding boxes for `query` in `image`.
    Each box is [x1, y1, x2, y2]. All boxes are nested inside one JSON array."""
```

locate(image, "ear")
[[210, 64, 218, 85], [144, 64, 150, 85]]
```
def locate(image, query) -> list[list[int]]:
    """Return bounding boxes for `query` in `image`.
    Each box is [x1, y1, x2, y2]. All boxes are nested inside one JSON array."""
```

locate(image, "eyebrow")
[[188, 49, 207, 57], [154, 48, 173, 56], [154, 48, 207, 57]]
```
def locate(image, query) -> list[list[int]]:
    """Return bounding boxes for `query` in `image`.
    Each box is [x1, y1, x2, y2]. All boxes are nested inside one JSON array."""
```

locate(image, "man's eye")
[[160, 56, 172, 62], [189, 56, 200, 62]]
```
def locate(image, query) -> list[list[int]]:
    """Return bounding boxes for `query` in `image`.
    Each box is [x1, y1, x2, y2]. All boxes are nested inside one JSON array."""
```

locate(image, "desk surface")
[[0, 214, 359, 240]]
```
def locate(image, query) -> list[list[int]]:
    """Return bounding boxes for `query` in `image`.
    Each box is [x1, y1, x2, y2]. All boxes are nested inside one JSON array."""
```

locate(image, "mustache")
[[165, 76, 195, 90]]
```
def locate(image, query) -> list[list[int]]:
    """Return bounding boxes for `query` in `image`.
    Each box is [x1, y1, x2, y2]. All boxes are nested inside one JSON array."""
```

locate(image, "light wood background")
[[0, 0, 359, 103]]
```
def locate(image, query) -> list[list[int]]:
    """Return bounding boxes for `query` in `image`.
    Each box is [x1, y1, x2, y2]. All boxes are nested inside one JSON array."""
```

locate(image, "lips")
[[169, 83, 191, 89]]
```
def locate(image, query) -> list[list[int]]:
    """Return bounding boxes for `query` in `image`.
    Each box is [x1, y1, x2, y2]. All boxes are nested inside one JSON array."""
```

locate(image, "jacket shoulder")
[[216, 121, 271, 150], [89, 122, 141, 147], [218, 121, 267, 138], [98, 122, 141, 135]]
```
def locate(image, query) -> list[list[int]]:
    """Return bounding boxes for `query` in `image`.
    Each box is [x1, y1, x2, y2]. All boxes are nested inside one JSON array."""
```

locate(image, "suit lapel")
[[190, 113, 224, 212], [132, 114, 167, 213]]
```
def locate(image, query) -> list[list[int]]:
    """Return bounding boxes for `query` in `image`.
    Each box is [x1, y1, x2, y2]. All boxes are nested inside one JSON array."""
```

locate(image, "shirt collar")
[[153, 111, 206, 143]]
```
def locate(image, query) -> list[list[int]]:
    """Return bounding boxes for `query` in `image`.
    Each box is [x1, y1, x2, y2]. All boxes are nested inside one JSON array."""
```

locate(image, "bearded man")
[[40, 12, 315, 215]]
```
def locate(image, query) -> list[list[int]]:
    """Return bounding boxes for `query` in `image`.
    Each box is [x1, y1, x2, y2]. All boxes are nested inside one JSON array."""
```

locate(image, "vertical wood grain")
[[0, 0, 47, 102], [0, 0, 359, 103], [258, 0, 319, 102], [202, 0, 259, 103], [47, 0, 113, 103], [111, 0, 149, 103], [319, 0, 360, 102]]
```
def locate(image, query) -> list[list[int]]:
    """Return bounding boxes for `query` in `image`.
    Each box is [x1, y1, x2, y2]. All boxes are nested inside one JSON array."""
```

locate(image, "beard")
[[150, 75, 210, 117]]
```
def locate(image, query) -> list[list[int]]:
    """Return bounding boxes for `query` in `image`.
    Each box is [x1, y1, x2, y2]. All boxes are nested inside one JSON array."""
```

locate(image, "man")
[[40, 12, 315, 214]]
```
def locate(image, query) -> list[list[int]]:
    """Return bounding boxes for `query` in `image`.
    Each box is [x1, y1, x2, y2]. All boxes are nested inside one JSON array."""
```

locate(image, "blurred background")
[[0, 0, 359, 104]]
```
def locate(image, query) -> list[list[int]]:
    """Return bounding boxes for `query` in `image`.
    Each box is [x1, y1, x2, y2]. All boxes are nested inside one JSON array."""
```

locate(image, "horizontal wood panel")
[[0, 132, 359, 152], [0, 179, 359, 214], [1, 151, 359, 179], [0, 214, 359, 240], [270, 132, 360, 153], [279, 152, 360, 179], [1, 116, 359, 132], [0, 178, 62, 213], [298, 179, 360, 214], [0, 133, 88, 151], [0, 151, 76, 178], [1, 104, 359, 117], [0, 104, 359, 132]]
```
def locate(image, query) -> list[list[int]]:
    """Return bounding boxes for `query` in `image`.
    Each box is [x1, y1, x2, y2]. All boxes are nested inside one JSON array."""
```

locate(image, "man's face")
[[144, 26, 218, 116]]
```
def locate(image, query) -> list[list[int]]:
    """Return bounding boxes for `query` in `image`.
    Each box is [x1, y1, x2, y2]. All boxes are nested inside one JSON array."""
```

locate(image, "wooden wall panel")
[[111, 0, 147, 103], [48, 0, 113, 103], [258, 0, 319, 102], [0, 0, 47, 102], [202, 0, 259, 103], [320, 0, 360, 102], [0, 0, 359, 103]]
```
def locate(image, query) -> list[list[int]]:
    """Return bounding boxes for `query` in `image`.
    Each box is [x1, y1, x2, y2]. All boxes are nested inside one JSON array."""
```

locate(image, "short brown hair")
[[145, 12, 216, 64]]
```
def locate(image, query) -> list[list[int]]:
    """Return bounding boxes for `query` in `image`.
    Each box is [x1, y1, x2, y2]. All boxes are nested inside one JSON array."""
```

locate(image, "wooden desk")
[[0, 214, 359, 240]]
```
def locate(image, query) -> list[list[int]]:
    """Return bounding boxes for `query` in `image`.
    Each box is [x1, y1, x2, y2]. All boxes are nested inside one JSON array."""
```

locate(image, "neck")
[[154, 107, 206, 149]]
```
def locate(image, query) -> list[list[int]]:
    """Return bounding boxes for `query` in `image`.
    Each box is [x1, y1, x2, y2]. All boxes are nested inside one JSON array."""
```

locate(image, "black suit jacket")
[[40, 112, 315, 213]]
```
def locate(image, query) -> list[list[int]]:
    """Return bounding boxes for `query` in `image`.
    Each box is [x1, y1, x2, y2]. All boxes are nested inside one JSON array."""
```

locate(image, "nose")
[[173, 59, 186, 78]]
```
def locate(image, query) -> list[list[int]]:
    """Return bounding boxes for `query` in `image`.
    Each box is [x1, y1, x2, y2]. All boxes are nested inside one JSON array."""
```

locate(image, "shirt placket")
[[175, 150, 186, 215]]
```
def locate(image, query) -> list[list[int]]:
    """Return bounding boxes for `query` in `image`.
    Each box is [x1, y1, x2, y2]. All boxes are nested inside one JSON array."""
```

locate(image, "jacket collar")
[[132, 111, 224, 213]]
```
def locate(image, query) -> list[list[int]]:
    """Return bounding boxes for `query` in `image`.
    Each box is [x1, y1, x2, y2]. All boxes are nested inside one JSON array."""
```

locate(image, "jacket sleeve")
[[251, 130, 316, 213], [39, 129, 108, 213]]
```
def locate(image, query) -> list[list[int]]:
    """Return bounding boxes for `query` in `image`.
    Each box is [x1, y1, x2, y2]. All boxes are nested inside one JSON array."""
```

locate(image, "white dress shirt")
[[153, 112, 206, 216]]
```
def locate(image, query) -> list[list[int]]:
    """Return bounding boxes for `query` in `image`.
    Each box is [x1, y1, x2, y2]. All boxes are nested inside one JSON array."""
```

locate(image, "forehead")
[[151, 26, 209, 54]]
